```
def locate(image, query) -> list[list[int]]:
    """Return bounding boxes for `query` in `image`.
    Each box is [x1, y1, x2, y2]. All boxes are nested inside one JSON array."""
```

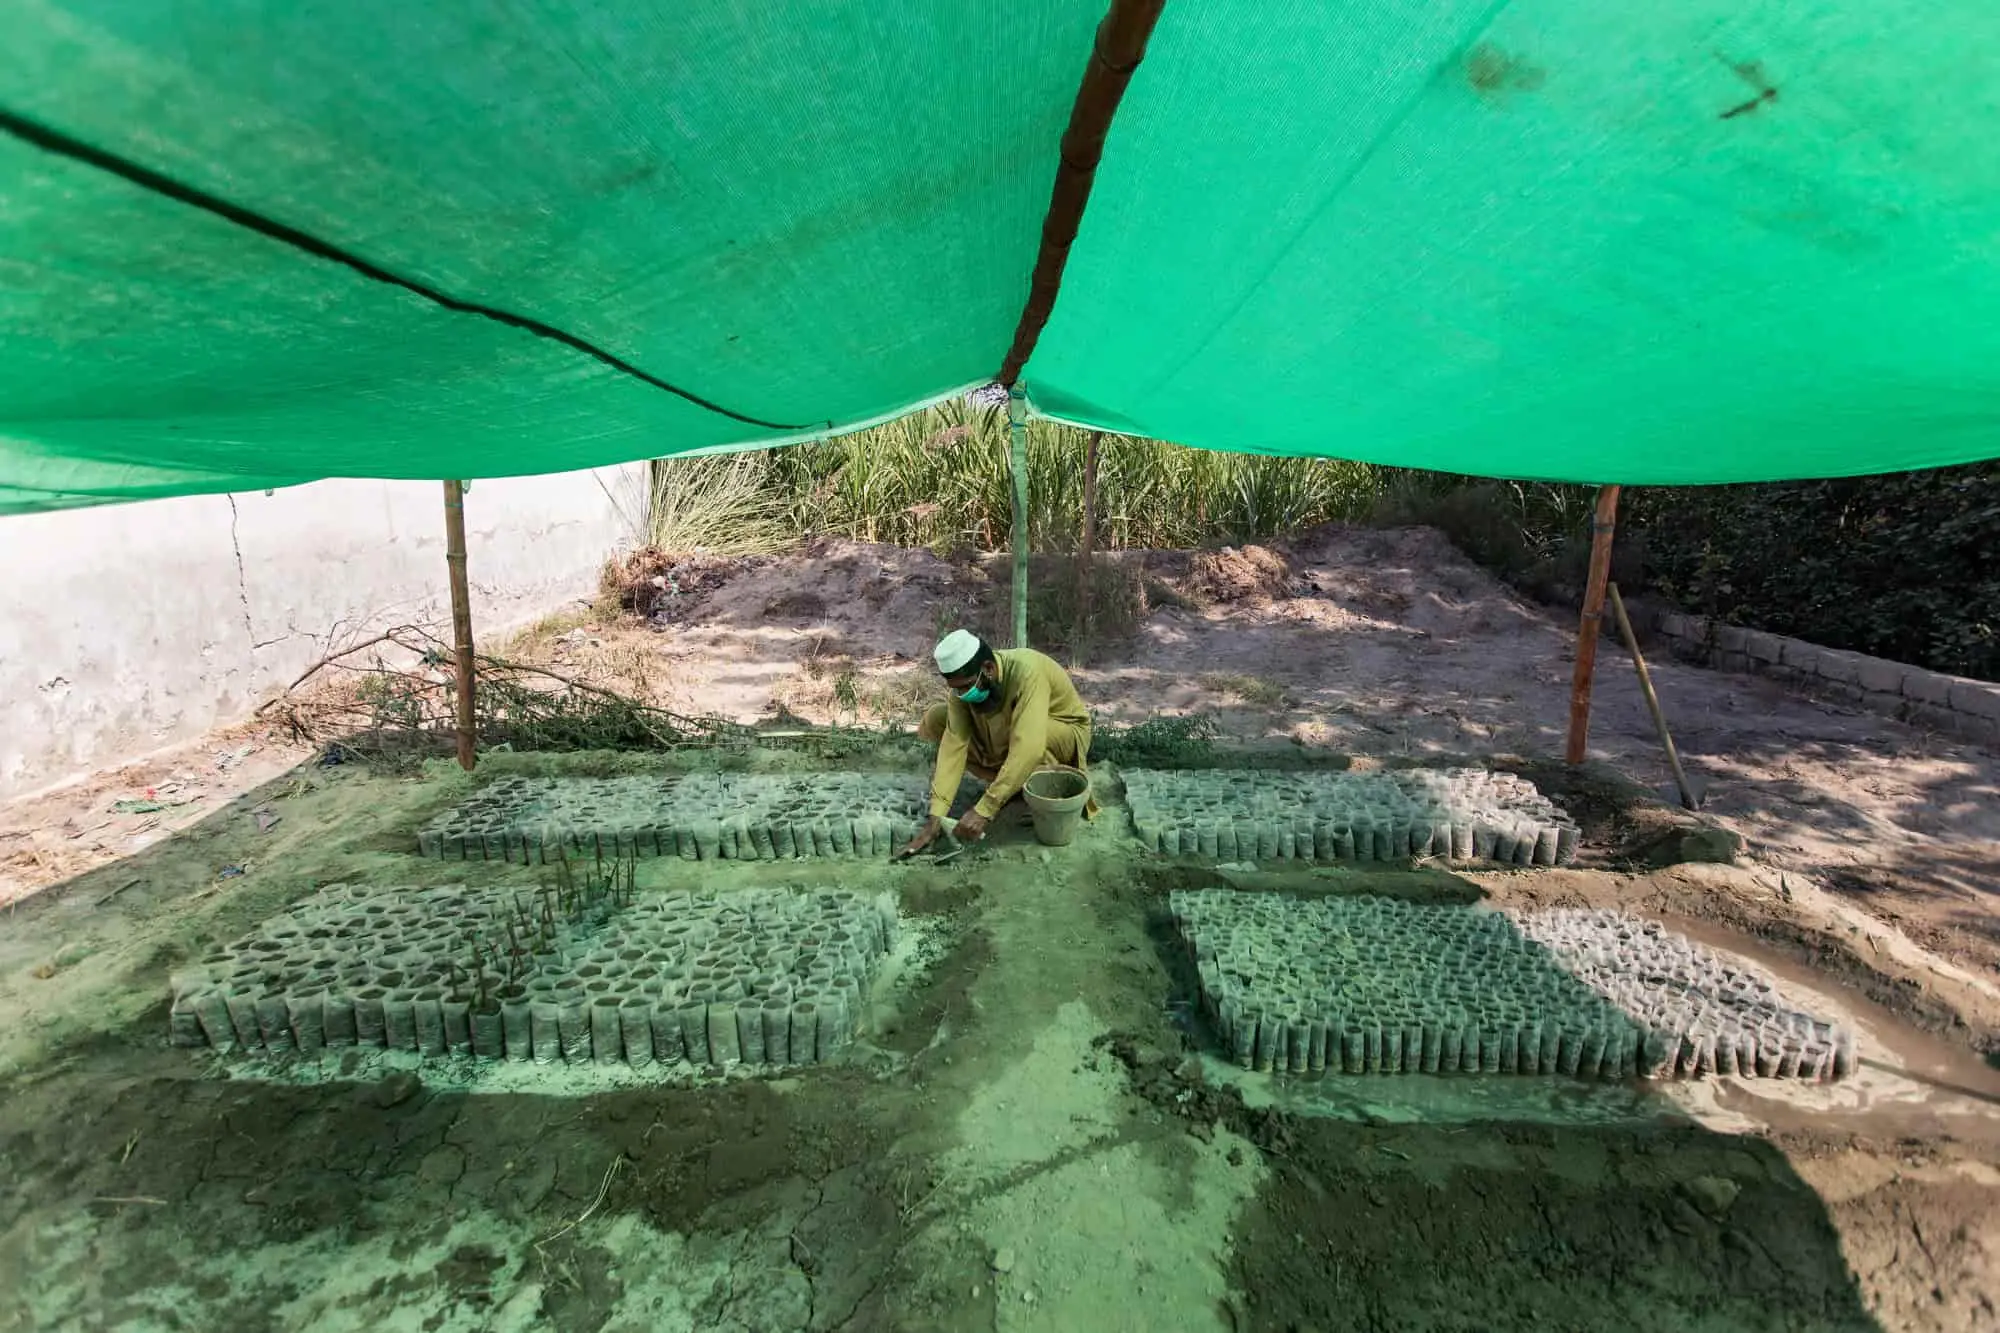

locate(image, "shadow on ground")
[[3, 630, 1989, 1329]]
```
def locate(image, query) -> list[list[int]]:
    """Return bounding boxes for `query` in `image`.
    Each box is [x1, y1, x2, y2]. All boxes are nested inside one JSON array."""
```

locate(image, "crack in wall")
[[226, 495, 259, 650], [225, 495, 294, 652]]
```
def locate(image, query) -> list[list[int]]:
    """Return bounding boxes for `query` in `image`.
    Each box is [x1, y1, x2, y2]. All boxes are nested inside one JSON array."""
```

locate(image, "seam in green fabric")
[[0, 105, 811, 433]]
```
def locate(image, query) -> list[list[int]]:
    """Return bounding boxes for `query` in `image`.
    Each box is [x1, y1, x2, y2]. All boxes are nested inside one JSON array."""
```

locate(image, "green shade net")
[[1032, 0, 2000, 484], [2, 0, 1998, 513]]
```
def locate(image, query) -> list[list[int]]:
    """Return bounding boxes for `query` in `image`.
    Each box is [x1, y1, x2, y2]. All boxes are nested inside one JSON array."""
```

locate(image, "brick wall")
[[1648, 612, 2000, 748]]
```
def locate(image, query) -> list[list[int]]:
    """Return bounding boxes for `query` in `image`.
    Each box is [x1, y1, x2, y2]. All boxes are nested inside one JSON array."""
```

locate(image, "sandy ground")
[[0, 734, 309, 909], [590, 528, 2000, 996], [12, 526, 1996, 990], [3, 526, 1999, 1332]]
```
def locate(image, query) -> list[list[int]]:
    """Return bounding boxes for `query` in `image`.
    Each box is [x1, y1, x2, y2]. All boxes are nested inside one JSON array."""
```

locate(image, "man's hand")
[[898, 816, 945, 859], [955, 809, 990, 842]]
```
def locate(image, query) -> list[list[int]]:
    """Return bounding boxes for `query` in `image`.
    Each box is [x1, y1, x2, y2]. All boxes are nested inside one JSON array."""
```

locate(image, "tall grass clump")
[[604, 451, 792, 555], [645, 400, 1380, 555]]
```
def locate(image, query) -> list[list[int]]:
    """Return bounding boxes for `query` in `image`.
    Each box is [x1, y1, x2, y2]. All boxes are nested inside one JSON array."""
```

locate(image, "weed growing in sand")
[[1026, 552, 1150, 665], [778, 650, 935, 730], [1093, 714, 1219, 767], [508, 607, 596, 654], [1198, 673, 1295, 710], [832, 670, 861, 723]]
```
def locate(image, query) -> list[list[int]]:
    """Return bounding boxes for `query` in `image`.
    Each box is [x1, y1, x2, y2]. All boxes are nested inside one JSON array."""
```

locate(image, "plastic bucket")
[[1022, 766, 1090, 847]]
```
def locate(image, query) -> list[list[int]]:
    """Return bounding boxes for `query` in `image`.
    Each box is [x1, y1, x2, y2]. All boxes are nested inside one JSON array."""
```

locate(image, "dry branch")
[[256, 624, 435, 709], [255, 624, 750, 759]]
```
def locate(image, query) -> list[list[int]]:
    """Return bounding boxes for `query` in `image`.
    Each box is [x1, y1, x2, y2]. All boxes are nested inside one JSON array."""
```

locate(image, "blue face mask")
[[958, 680, 991, 705]]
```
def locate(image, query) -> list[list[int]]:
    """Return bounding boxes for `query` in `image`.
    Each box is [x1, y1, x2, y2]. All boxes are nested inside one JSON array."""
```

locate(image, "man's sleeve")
[[974, 668, 1050, 818], [928, 703, 973, 818]]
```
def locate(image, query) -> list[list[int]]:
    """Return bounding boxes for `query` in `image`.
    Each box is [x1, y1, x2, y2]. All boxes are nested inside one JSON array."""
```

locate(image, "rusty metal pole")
[[1565, 484, 1621, 764], [443, 479, 477, 770]]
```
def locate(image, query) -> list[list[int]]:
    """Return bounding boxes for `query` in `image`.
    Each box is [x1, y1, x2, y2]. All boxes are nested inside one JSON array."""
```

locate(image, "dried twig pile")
[[257, 625, 749, 759]]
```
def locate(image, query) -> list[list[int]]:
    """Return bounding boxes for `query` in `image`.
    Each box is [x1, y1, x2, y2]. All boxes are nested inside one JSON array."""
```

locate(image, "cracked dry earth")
[[3, 748, 2000, 1331]]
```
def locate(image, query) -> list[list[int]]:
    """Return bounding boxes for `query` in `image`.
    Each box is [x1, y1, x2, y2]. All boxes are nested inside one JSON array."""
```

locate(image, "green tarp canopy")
[[5, 0, 1999, 514]]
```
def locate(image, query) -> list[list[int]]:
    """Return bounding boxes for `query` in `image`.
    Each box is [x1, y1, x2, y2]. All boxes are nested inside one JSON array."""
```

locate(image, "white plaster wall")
[[0, 465, 646, 799]]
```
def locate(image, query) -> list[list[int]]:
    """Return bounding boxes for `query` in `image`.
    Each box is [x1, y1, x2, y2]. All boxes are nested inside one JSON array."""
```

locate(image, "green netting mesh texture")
[[1029, 0, 2000, 485], [3, 0, 1999, 513], [0, 1, 1097, 511]]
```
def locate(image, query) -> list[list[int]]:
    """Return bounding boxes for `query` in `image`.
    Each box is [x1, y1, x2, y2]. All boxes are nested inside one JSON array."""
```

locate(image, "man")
[[901, 629, 1092, 854]]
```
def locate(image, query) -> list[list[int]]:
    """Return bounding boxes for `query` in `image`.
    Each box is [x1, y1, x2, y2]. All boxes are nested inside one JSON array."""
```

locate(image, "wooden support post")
[[1564, 483, 1622, 764], [1608, 583, 1699, 810], [443, 479, 477, 771], [1009, 389, 1030, 648], [1076, 429, 1102, 662]]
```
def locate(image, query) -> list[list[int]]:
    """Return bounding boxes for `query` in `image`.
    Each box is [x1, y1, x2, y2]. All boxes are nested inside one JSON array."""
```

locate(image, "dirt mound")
[[696, 539, 993, 660], [603, 549, 757, 621], [1187, 545, 1294, 604], [1284, 523, 1547, 633], [601, 536, 995, 663]]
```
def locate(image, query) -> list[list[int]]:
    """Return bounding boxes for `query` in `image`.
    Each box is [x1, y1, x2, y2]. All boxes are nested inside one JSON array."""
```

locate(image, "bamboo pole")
[[1564, 484, 1622, 764], [1009, 390, 1030, 648], [1077, 429, 1102, 662], [1608, 582, 1699, 810], [443, 479, 477, 771]]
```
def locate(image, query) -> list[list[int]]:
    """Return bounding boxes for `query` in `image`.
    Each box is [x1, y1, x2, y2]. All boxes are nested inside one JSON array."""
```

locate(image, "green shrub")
[[1370, 464, 2000, 682], [1632, 467, 2000, 680]]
